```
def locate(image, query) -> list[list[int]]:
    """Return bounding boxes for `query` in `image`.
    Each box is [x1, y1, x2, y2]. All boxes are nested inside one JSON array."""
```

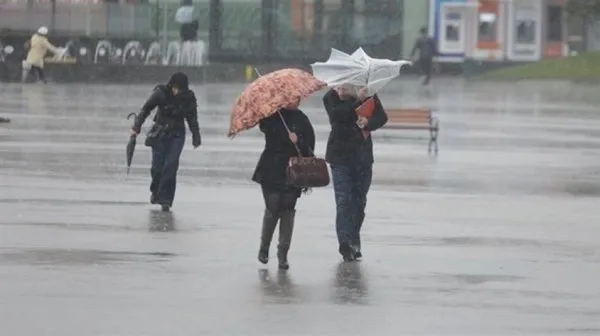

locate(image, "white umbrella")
[[351, 47, 412, 96], [310, 47, 411, 96], [310, 48, 367, 90]]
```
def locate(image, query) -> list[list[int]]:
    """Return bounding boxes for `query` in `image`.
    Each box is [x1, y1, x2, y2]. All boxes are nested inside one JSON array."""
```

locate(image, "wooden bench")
[[384, 108, 439, 155]]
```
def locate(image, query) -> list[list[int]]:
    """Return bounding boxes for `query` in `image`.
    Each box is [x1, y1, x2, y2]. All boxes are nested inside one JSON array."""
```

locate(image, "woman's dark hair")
[[181, 0, 192, 6]]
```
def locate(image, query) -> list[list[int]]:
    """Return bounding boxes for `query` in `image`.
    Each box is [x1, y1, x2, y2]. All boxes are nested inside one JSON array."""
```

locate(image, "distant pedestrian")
[[323, 85, 388, 261], [410, 26, 437, 86], [253, 105, 315, 270], [130, 72, 201, 212], [22, 26, 59, 83], [175, 0, 199, 42]]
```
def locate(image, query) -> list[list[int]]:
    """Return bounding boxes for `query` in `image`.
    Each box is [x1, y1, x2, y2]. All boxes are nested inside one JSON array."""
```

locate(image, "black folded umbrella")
[[126, 112, 137, 175]]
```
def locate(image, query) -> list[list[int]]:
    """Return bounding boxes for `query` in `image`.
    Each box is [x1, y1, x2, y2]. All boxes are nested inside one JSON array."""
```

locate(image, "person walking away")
[[253, 105, 315, 270], [410, 27, 437, 87], [130, 72, 201, 212], [323, 85, 388, 261], [22, 26, 59, 83], [175, 0, 199, 42]]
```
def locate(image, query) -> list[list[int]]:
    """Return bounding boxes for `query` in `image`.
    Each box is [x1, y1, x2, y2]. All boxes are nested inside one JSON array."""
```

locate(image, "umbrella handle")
[[126, 112, 137, 120]]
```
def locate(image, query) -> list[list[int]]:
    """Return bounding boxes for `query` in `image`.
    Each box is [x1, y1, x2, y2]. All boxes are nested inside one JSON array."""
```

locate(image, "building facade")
[[429, 0, 568, 62]]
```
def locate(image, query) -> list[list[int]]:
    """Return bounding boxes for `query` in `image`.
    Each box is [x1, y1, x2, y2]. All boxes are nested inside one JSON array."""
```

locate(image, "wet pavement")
[[1, 79, 599, 335]]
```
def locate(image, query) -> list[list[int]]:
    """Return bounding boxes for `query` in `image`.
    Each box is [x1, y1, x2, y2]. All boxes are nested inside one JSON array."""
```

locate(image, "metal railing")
[[0, 0, 428, 64]]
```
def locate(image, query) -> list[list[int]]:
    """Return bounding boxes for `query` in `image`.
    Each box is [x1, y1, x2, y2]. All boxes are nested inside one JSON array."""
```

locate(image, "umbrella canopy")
[[228, 68, 325, 137], [311, 47, 411, 96], [351, 47, 412, 96], [126, 112, 137, 175], [310, 48, 367, 89]]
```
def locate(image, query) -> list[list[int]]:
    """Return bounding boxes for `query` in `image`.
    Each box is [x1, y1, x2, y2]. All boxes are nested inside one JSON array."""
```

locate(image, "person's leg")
[[149, 140, 166, 204], [352, 164, 373, 258], [258, 185, 281, 264], [331, 164, 356, 261], [276, 190, 298, 270], [156, 135, 185, 210], [35, 66, 46, 83], [421, 58, 432, 86]]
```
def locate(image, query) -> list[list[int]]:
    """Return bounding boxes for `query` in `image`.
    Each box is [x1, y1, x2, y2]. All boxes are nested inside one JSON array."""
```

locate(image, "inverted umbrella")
[[311, 47, 411, 96], [228, 68, 325, 137], [310, 48, 367, 89], [351, 47, 412, 96], [126, 112, 137, 175]]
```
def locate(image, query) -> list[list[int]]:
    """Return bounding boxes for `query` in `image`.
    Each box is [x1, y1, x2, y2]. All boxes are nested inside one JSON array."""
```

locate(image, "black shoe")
[[150, 193, 158, 204], [354, 251, 362, 259], [339, 243, 355, 262], [258, 248, 269, 265], [161, 204, 171, 212], [278, 259, 290, 270]]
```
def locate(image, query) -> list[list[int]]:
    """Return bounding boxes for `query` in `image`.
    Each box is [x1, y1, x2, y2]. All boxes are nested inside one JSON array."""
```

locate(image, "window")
[[478, 12, 497, 41], [515, 8, 536, 44], [444, 12, 461, 42], [547, 5, 563, 42]]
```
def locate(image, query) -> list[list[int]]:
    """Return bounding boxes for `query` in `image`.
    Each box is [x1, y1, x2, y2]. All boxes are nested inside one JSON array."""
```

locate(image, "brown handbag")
[[277, 111, 330, 188]]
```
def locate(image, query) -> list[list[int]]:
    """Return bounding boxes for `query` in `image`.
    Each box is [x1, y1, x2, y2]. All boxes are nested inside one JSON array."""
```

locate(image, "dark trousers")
[[150, 134, 185, 206], [419, 58, 432, 85], [30, 66, 46, 82], [330, 164, 373, 251], [261, 185, 298, 213]]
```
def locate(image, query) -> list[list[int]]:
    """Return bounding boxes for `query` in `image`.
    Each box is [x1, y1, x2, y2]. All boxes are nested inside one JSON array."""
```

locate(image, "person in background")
[[22, 26, 59, 83], [175, 0, 199, 42], [323, 85, 388, 261], [131, 72, 201, 212], [253, 104, 315, 270], [410, 26, 437, 87]]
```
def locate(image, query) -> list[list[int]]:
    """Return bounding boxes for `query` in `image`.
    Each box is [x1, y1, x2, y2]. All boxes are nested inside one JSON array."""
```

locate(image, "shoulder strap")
[[276, 110, 302, 157]]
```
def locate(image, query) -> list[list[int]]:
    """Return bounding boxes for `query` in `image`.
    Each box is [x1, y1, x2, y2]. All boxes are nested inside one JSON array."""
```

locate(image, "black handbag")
[[277, 111, 330, 188], [144, 123, 167, 147]]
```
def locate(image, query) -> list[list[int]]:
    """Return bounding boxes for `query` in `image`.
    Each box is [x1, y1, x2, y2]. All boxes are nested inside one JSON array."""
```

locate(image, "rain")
[[2, 0, 600, 333], [1, 79, 600, 335]]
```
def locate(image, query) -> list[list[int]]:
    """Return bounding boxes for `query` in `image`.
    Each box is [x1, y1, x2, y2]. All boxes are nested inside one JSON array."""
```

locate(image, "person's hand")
[[357, 116, 368, 128], [192, 135, 201, 149], [357, 87, 368, 101], [288, 132, 298, 144], [130, 128, 139, 137]]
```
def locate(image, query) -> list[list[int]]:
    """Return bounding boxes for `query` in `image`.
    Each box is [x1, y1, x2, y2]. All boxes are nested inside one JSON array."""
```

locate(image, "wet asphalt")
[[0, 79, 599, 335]]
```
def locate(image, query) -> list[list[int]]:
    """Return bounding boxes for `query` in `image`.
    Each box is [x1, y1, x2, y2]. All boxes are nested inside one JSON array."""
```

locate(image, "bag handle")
[[276, 110, 303, 157]]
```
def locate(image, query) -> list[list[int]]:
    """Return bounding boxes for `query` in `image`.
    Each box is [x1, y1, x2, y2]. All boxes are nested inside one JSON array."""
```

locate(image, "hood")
[[167, 72, 189, 91]]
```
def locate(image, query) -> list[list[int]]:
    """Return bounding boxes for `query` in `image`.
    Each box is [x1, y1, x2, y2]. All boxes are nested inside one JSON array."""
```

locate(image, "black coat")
[[133, 85, 201, 145], [252, 108, 315, 191], [323, 89, 388, 166]]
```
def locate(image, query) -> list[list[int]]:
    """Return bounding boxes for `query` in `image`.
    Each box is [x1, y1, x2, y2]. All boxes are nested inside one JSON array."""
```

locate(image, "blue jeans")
[[150, 134, 185, 206], [330, 164, 373, 251]]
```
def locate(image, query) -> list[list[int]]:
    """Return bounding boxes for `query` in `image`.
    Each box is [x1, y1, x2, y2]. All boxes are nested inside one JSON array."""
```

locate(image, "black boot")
[[277, 210, 295, 270], [258, 209, 279, 264]]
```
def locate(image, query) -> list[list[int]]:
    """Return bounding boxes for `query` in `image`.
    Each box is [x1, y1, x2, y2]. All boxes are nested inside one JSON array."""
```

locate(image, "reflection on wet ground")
[[0, 80, 599, 335]]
